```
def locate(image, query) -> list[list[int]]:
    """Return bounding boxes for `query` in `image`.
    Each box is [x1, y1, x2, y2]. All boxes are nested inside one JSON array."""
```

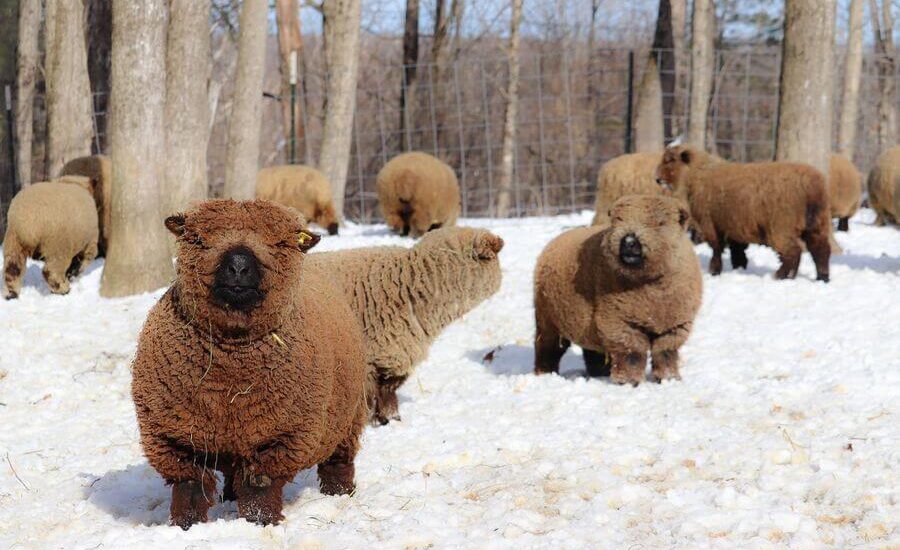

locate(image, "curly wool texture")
[[131, 200, 368, 501], [2, 180, 99, 298], [255, 165, 339, 234], [535, 195, 702, 384], [60, 154, 112, 254], [305, 227, 503, 421], [376, 152, 461, 237], [828, 154, 862, 220], [867, 146, 900, 225], [591, 151, 663, 226]]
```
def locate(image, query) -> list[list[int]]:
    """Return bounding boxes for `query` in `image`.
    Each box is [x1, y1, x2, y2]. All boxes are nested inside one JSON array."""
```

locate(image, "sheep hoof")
[[651, 370, 681, 383], [3, 292, 17, 300], [170, 480, 212, 530], [320, 477, 356, 496]]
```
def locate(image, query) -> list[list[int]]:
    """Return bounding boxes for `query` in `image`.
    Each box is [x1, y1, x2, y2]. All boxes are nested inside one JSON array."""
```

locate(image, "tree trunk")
[[869, 0, 897, 150], [494, 0, 522, 218], [165, 0, 210, 217], [431, 0, 463, 153], [399, 0, 419, 151], [45, 0, 95, 177], [85, 0, 112, 153], [775, 0, 836, 181], [223, 0, 268, 200], [276, 0, 305, 164], [15, 0, 40, 186], [0, 0, 17, 239], [687, 0, 715, 147], [670, 0, 687, 137], [634, 55, 665, 153], [318, 0, 362, 218], [100, 0, 174, 297], [651, 0, 675, 141], [838, 0, 863, 158]]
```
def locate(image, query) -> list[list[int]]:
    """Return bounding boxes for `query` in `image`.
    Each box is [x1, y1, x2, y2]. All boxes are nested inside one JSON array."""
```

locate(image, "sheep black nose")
[[619, 233, 644, 267], [213, 247, 263, 310]]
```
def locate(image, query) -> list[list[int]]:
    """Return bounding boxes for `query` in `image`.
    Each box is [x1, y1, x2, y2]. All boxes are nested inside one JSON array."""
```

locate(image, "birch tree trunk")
[[869, 0, 897, 150], [165, 0, 210, 217], [634, 55, 665, 153], [687, 0, 715, 147], [100, 0, 174, 297], [276, 0, 305, 163], [838, 0, 863, 158], [15, 0, 40, 186], [494, 0, 522, 218], [775, 0, 836, 181], [318, 0, 362, 217], [223, 0, 268, 200], [399, 0, 420, 151], [45, 0, 95, 176]]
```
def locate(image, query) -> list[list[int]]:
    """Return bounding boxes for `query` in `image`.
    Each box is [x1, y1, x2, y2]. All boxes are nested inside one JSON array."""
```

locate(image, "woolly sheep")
[[3, 179, 99, 299], [376, 152, 461, 237], [591, 151, 663, 226], [867, 146, 900, 226], [60, 154, 112, 255], [255, 164, 340, 235], [828, 154, 862, 231], [131, 199, 368, 529], [306, 226, 503, 424], [534, 195, 702, 385]]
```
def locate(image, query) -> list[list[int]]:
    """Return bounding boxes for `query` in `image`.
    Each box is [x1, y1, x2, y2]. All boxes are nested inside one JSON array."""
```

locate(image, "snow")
[[1, 209, 898, 549]]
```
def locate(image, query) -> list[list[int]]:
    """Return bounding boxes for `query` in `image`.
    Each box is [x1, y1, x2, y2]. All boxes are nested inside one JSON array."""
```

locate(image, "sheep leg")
[[837, 217, 849, 232], [582, 348, 611, 378], [371, 372, 406, 425], [42, 256, 72, 295], [170, 477, 217, 530], [534, 320, 570, 375], [802, 230, 831, 283], [707, 233, 725, 276], [774, 241, 802, 280], [728, 241, 749, 270], [234, 474, 289, 526], [650, 325, 690, 382], [2, 233, 27, 299], [318, 428, 361, 496], [610, 351, 647, 386]]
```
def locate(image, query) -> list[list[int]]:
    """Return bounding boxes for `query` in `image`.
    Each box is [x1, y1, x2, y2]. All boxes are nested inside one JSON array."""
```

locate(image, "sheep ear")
[[165, 214, 186, 236], [680, 150, 691, 164], [475, 233, 504, 259], [678, 207, 690, 229], [297, 229, 321, 252]]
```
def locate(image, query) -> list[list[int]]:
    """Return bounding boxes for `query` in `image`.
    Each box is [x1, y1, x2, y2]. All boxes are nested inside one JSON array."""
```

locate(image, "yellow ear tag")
[[298, 233, 313, 246], [297, 229, 321, 252]]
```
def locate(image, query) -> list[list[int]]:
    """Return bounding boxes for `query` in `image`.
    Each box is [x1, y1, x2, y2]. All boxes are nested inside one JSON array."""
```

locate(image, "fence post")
[[289, 50, 297, 164], [5, 85, 14, 189], [625, 50, 634, 154]]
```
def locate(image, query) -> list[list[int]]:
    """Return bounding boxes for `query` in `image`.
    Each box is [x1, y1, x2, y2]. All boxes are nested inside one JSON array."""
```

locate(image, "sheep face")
[[601, 195, 689, 283], [165, 199, 320, 339], [416, 226, 504, 300], [655, 146, 693, 193]]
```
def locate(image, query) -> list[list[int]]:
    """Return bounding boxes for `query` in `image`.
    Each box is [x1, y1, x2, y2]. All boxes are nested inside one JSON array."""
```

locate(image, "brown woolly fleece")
[[656, 145, 832, 281], [534, 195, 702, 385], [255, 164, 340, 235], [130, 199, 368, 529], [867, 146, 900, 226], [828, 154, 862, 231], [2, 180, 99, 299], [591, 151, 663, 226], [306, 226, 503, 425], [60, 154, 112, 255], [376, 152, 461, 237]]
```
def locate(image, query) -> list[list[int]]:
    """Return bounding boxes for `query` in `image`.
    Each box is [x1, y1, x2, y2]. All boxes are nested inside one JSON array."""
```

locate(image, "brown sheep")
[[591, 151, 663, 226], [867, 146, 900, 226], [306, 226, 503, 425], [3, 179, 99, 299], [656, 145, 831, 282], [534, 195, 702, 385], [255, 164, 340, 235], [376, 152, 461, 237], [131, 199, 368, 529], [828, 154, 862, 231], [60, 154, 112, 255]]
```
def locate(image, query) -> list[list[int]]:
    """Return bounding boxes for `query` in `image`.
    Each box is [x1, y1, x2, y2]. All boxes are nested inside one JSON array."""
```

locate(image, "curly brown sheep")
[[867, 146, 900, 226], [255, 164, 340, 235], [60, 154, 112, 255], [376, 152, 461, 237], [591, 151, 663, 226], [828, 154, 862, 231]]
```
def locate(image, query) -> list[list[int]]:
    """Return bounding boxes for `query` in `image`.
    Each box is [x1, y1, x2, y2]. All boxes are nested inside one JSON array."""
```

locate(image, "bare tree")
[[651, 0, 676, 140], [775, 0, 836, 180], [318, 0, 362, 217], [869, 0, 897, 150], [838, 0, 864, 158], [165, 0, 211, 217], [223, 0, 268, 200], [276, 0, 306, 163], [399, 0, 420, 151], [15, 0, 40, 186], [634, 55, 665, 152], [85, 0, 112, 152], [101, 0, 174, 297], [495, 0, 523, 218], [687, 0, 715, 147], [0, 0, 16, 237], [45, 0, 95, 176], [431, 0, 464, 152]]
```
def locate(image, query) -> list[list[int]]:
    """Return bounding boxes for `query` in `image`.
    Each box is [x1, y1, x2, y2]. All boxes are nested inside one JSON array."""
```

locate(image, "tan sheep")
[[376, 152, 461, 237], [306, 226, 503, 425], [867, 146, 900, 226], [60, 154, 112, 255], [591, 151, 663, 226], [3, 180, 99, 299], [656, 145, 832, 281], [828, 154, 862, 231], [255, 164, 340, 235], [535, 195, 702, 385]]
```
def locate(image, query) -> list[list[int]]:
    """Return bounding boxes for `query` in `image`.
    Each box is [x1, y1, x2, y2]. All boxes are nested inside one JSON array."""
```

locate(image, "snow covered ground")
[[1, 209, 898, 549]]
